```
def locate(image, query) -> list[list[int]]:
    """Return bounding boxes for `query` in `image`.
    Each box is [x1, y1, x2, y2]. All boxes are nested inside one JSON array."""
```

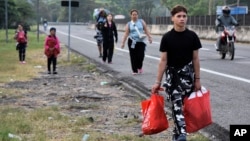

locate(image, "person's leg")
[[102, 42, 108, 62], [18, 45, 22, 62], [136, 42, 145, 73], [216, 36, 221, 51], [168, 69, 194, 141], [52, 56, 57, 74], [98, 43, 103, 57], [19, 44, 25, 62], [47, 57, 52, 74], [170, 89, 186, 133], [22, 45, 26, 62], [128, 39, 138, 73], [108, 42, 114, 63]]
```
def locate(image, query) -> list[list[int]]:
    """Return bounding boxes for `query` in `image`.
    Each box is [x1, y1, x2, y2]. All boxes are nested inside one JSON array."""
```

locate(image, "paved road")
[[43, 25, 250, 140]]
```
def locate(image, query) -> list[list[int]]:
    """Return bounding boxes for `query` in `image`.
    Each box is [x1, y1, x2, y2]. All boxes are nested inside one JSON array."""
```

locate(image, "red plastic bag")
[[183, 86, 212, 133], [141, 94, 169, 135]]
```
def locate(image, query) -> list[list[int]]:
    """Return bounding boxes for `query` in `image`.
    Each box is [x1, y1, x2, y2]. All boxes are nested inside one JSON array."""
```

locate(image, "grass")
[[0, 28, 93, 84], [0, 29, 210, 141], [0, 29, 47, 83]]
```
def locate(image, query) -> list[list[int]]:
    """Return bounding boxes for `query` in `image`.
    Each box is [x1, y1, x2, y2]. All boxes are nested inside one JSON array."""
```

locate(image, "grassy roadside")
[[0, 29, 47, 83], [0, 29, 210, 141]]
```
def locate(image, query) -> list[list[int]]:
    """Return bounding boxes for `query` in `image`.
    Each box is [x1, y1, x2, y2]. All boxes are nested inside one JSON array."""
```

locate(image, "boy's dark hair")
[[130, 9, 138, 15], [171, 5, 188, 16], [50, 27, 56, 32]]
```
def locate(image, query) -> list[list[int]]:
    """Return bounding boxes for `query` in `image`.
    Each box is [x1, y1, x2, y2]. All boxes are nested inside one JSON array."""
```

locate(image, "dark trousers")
[[102, 41, 114, 63], [128, 38, 145, 73], [18, 43, 26, 61], [47, 56, 57, 72]]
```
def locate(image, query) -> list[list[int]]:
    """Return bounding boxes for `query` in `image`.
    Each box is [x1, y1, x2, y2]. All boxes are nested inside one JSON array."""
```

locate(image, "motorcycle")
[[217, 25, 236, 60], [43, 23, 48, 31]]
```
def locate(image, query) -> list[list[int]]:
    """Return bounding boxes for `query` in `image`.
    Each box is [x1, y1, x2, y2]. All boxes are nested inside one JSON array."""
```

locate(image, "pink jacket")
[[44, 35, 60, 57]]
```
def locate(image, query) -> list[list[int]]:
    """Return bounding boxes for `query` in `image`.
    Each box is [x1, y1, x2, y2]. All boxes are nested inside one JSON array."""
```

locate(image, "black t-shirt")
[[159, 28, 202, 68]]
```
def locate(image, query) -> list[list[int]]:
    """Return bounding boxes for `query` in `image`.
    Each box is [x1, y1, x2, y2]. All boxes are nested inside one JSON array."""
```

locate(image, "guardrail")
[[48, 22, 90, 25]]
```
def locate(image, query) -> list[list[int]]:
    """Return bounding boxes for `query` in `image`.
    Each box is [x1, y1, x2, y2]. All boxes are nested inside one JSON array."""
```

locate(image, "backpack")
[[96, 22, 105, 30], [17, 31, 26, 43]]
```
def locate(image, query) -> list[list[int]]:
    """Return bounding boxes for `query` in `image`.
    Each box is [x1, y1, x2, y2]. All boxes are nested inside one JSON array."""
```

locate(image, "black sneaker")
[[172, 133, 178, 141], [48, 71, 51, 74], [172, 128, 179, 141], [176, 134, 186, 141], [53, 71, 57, 74]]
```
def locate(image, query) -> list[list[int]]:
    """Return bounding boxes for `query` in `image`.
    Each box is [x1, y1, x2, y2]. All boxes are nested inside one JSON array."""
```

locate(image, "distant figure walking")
[[101, 13, 118, 64], [93, 8, 108, 58], [14, 24, 28, 64], [43, 19, 48, 31], [121, 9, 152, 75]]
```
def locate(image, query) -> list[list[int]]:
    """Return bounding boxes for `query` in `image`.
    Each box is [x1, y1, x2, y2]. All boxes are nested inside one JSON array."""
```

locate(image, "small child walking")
[[44, 27, 60, 74]]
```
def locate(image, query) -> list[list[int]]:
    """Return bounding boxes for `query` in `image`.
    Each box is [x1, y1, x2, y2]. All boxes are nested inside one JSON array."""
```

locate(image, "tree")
[[14, 0, 35, 22], [160, 0, 226, 15], [108, 0, 155, 22], [0, 0, 16, 28], [57, 0, 101, 22], [0, 0, 34, 29]]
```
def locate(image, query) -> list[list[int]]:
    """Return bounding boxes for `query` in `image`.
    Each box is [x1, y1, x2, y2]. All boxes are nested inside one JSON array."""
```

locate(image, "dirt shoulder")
[[0, 54, 177, 140]]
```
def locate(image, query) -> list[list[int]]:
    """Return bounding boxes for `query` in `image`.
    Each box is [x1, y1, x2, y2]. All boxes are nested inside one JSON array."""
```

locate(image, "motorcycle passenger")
[[215, 6, 238, 51]]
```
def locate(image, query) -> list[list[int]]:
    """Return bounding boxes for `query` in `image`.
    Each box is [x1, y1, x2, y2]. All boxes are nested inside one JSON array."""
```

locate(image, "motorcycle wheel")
[[229, 43, 235, 60]]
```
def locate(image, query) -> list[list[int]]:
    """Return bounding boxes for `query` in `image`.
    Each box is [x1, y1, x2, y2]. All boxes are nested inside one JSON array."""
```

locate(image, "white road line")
[[200, 68, 250, 84], [57, 30, 250, 84]]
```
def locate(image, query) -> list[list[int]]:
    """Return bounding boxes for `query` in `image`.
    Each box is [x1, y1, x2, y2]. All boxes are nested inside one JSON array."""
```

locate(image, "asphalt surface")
[[42, 25, 250, 141]]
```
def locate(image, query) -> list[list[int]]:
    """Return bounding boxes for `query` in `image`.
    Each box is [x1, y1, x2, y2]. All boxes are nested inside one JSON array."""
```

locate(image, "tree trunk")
[[208, 0, 212, 15]]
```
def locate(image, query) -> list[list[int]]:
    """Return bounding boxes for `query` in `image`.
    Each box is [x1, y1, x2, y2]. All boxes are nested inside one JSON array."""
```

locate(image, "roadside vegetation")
[[0, 29, 210, 141]]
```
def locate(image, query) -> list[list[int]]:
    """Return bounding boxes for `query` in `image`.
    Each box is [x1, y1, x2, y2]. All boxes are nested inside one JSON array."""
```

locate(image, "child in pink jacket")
[[44, 27, 60, 74]]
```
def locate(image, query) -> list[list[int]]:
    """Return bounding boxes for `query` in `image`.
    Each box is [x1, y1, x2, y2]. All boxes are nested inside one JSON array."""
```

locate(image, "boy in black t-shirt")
[[152, 5, 202, 141]]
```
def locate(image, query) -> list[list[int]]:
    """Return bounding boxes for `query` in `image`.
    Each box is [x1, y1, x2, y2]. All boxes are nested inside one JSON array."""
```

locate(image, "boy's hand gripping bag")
[[141, 94, 169, 135], [183, 86, 212, 133]]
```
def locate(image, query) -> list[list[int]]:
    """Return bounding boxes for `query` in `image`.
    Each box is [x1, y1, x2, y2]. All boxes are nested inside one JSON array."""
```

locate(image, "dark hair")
[[106, 13, 114, 21], [171, 5, 188, 16], [106, 13, 113, 17], [130, 9, 138, 15], [50, 27, 56, 32]]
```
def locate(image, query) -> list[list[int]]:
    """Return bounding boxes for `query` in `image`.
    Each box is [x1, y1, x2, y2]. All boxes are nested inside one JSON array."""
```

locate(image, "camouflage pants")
[[163, 62, 194, 135]]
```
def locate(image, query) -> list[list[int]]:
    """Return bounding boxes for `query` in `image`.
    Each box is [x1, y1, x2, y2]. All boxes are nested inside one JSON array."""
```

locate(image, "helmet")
[[222, 6, 230, 15]]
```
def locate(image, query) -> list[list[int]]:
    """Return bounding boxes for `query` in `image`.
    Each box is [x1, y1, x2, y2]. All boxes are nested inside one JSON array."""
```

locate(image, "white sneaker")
[[214, 44, 218, 49]]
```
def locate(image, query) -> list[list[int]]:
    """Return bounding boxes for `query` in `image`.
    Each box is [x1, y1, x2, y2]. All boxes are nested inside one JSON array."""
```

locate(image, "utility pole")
[[37, 0, 40, 42], [5, 0, 8, 43], [208, 0, 212, 15], [68, 0, 71, 61], [61, 0, 79, 61]]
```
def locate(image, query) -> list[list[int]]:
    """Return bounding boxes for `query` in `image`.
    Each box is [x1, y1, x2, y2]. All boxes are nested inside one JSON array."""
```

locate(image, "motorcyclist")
[[43, 19, 48, 31], [215, 6, 238, 51]]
